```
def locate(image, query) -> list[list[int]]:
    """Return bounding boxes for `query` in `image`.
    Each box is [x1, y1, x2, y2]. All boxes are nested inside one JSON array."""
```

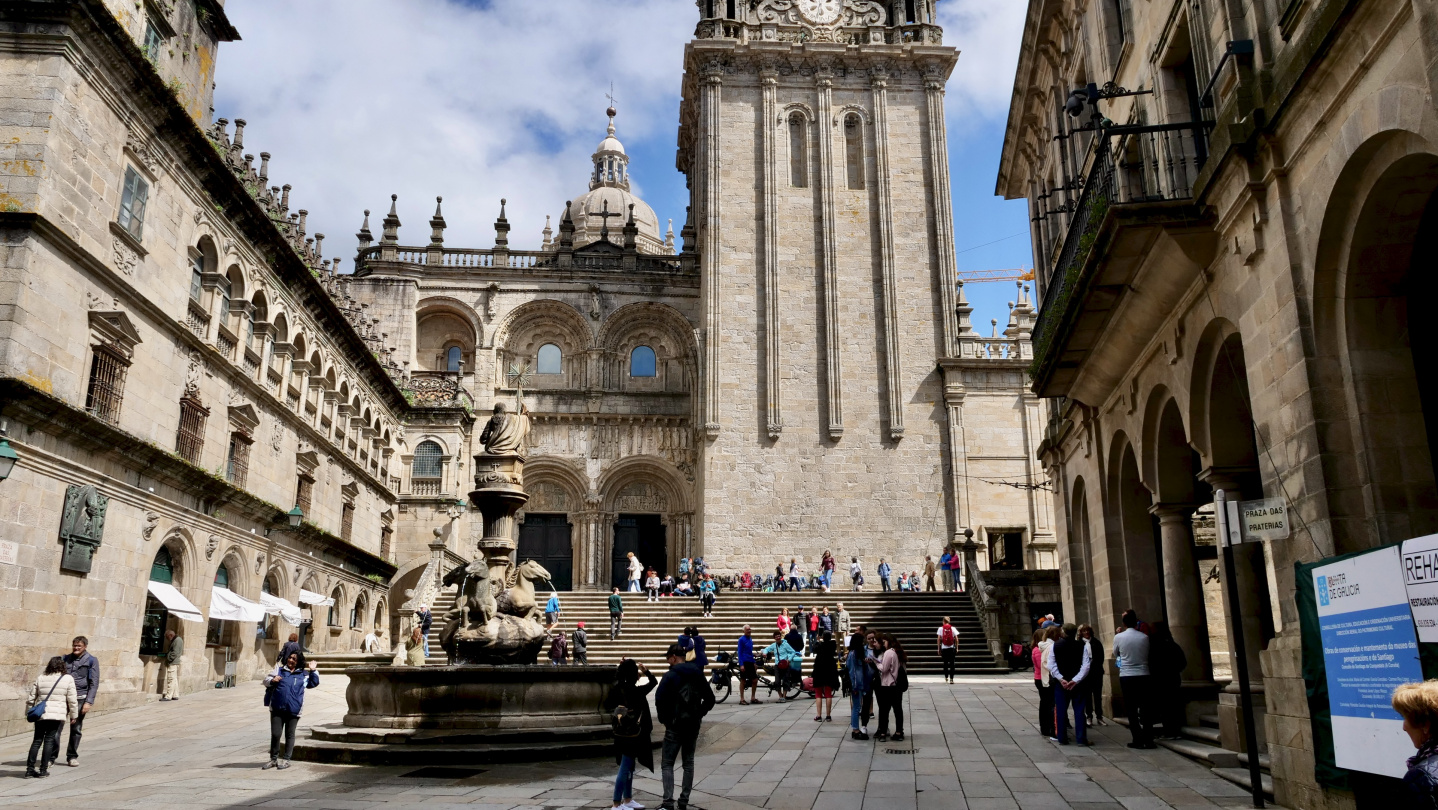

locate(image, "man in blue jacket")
[[264, 652, 320, 770], [877, 559, 893, 592], [736, 625, 758, 705], [62, 636, 99, 767], [656, 644, 715, 810]]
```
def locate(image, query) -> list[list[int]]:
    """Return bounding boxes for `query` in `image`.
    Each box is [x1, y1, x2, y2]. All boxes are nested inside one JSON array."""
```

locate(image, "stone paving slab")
[[0, 673, 1279, 809]]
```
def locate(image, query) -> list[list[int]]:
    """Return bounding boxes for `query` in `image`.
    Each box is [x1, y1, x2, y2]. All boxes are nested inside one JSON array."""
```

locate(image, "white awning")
[[298, 588, 334, 607], [209, 586, 267, 623], [260, 592, 302, 626], [147, 581, 205, 623]]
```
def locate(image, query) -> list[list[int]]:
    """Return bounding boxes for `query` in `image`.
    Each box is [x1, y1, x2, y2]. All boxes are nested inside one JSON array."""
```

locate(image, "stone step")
[[291, 737, 616, 766], [1212, 767, 1274, 799], [1199, 712, 1220, 728], [1181, 724, 1223, 745]]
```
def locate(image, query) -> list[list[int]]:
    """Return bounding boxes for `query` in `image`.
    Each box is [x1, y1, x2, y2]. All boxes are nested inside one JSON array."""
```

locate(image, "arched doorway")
[[518, 514, 574, 592], [612, 515, 666, 590]]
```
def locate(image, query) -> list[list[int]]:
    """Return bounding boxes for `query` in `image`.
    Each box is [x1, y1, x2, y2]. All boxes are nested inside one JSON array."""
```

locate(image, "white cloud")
[[937, 0, 1029, 130], [213, 0, 692, 260]]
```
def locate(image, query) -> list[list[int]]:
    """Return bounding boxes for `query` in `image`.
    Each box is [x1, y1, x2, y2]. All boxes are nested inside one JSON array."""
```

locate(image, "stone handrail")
[[964, 555, 1006, 662], [355, 244, 693, 275]]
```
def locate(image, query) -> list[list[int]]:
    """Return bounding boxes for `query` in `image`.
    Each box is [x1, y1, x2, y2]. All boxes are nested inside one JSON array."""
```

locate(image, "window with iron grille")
[[341, 502, 355, 542], [176, 396, 208, 464], [295, 475, 313, 516], [85, 347, 128, 426], [226, 433, 251, 488], [117, 166, 149, 241], [412, 441, 443, 479]]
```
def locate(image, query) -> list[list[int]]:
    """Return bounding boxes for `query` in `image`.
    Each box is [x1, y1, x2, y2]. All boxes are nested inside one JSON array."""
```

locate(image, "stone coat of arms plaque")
[[59, 484, 109, 574]]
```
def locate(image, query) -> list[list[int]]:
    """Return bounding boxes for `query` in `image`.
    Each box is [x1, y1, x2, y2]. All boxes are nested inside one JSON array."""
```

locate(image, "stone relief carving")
[[205, 534, 220, 561], [255, 552, 265, 576], [485, 282, 500, 320], [112, 236, 140, 276], [612, 482, 669, 514], [184, 350, 205, 398], [124, 130, 162, 176], [526, 481, 569, 512], [141, 511, 160, 542], [59, 484, 109, 574]]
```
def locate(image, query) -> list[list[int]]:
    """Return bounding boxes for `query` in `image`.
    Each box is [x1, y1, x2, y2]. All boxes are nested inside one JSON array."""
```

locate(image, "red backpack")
[[941, 625, 956, 646]]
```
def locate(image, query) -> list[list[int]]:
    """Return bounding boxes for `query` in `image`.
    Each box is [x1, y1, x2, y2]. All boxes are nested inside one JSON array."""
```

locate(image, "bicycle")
[[710, 652, 801, 703]]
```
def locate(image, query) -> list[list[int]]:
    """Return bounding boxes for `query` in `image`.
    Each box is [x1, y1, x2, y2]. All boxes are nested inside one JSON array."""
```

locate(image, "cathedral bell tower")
[[677, 0, 963, 562]]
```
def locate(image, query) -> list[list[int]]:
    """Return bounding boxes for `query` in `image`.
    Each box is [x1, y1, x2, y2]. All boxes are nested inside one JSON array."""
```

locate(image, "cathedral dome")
[[552, 107, 672, 256]]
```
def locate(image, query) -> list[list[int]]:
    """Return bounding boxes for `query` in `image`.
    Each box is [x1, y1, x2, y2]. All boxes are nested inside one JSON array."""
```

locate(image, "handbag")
[[27, 677, 62, 723]]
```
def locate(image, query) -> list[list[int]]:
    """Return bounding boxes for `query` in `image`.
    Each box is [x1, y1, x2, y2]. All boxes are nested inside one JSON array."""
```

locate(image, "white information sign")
[[1313, 546, 1423, 778], [1402, 533, 1438, 643], [0, 540, 16, 566], [1240, 498, 1290, 541]]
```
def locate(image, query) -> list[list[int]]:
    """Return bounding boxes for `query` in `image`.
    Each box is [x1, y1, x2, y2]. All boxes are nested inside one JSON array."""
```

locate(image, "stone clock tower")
[[677, 0, 973, 565]]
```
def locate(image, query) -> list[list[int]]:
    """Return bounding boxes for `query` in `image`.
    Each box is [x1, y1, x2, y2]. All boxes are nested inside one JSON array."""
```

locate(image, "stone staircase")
[[1117, 709, 1273, 798], [422, 589, 1005, 674]]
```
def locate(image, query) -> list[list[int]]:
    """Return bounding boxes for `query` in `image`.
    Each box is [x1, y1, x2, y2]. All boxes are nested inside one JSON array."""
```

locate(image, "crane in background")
[[957, 267, 1035, 283]]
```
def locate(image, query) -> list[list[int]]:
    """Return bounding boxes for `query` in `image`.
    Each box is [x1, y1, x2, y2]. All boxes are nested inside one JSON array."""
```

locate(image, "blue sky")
[[213, 0, 1032, 329]]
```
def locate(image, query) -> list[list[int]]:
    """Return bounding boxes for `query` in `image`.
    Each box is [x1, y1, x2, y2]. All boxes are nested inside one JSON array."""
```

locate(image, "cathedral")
[[0, 0, 1050, 724]]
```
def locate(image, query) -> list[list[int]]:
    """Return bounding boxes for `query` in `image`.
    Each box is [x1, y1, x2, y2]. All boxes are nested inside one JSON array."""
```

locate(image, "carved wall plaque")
[[59, 484, 109, 574]]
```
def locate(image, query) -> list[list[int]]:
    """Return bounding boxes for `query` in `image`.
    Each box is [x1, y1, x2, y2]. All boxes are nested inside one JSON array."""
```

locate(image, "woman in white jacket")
[[26, 656, 78, 778], [626, 552, 643, 593]]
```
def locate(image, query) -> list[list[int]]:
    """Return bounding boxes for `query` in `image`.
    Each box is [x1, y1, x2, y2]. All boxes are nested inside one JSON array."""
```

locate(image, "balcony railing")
[[355, 244, 691, 276], [1031, 122, 1211, 366], [411, 478, 441, 497]]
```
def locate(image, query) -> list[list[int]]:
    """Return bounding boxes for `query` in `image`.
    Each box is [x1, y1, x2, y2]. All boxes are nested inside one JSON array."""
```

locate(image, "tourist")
[[775, 562, 787, 591], [656, 642, 715, 810], [863, 632, 880, 726], [1392, 680, 1438, 805], [788, 558, 801, 592], [819, 606, 834, 636], [896, 572, 908, 592], [874, 634, 906, 742], [604, 659, 656, 810], [361, 629, 381, 653], [626, 552, 643, 593], [947, 549, 963, 591], [262, 651, 319, 770], [646, 570, 661, 603], [418, 605, 433, 657], [878, 558, 892, 592], [609, 587, 625, 640], [849, 557, 863, 591], [812, 630, 839, 722], [1113, 609, 1156, 748], [924, 556, 937, 591], [909, 570, 921, 592], [694, 557, 706, 577], [161, 629, 183, 701], [549, 630, 568, 666], [405, 626, 426, 666], [785, 617, 806, 659], [806, 607, 821, 652], [761, 631, 801, 701], [545, 592, 562, 631], [836, 603, 851, 639], [821, 549, 836, 591], [1149, 621, 1188, 739], [661, 574, 675, 596], [938, 548, 953, 591], [278, 632, 302, 666], [1032, 628, 1055, 739], [846, 631, 873, 739], [674, 578, 694, 597], [574, 622, 589, 665], [1040, 614, 1058, 629], [681, 626, 708, 669], [1078, 625, 1105, 725], [24, 656, 78, 778], [936, 617, 959, 684], [737, 625, 759, 705], [62, 636, 98, 767], [776, 606, 791, 634], [699, 575, 716, 618], [1047, 623, 1091, 745], [678, 557, 690, 579]]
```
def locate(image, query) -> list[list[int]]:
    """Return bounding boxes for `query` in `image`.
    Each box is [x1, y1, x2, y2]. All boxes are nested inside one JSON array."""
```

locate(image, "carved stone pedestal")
[[469, 453, 528, 584]]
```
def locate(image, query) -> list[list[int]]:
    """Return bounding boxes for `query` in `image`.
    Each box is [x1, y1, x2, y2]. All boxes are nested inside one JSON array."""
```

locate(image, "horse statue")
[[437, 559, 496, 658], [495, 559, 551, 625]]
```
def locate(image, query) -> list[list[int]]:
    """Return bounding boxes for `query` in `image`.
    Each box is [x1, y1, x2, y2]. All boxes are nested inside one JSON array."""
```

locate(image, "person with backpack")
[[549, 630, 568, 666], [846, 631, 874, 739], [849, 557, 863, 591], [874, 634, 907, 742], [545, 592, 562, 631], [677, 626, 708, 669], [877, 559, 893, 592], [609, 587, 625, 640], [936, 617, 959, 684], [262, 651, 319, 770], [25, 656, 78, 778], [811, 630, 840, 722], [761, 631, 801, 702], [656, 643, 715, 810], [605, 659, 657, 810], [573, 622, 589, 665]]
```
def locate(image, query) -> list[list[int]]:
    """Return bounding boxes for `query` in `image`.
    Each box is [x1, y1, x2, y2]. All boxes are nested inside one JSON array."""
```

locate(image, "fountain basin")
[[342, 664, 614, 730]]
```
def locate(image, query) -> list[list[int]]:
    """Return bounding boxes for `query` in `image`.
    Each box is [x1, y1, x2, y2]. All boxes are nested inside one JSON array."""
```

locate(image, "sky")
[[212, 0, 1032, 330]]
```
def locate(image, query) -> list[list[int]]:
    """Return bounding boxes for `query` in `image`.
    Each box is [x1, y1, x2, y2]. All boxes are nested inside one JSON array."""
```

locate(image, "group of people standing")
[[23, 636, 98, 778]]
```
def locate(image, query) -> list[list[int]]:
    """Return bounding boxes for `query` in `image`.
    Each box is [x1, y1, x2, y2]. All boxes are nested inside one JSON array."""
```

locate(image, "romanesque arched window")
[[446, 346, 462, 372], [845, 115, 865, 190], [630, 346, 657, 377], [327, 587, 342, 627], [412, 441, 443, 480], [537, 343, 562, 375], [789, 115, 808, 188]]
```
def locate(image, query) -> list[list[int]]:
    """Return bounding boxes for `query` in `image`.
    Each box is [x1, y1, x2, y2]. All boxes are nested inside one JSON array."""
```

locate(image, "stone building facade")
[[998, 0, 1438, 806]]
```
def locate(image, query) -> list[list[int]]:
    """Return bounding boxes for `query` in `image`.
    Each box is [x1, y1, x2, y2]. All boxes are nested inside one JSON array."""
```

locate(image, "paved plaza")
[[0, 673, 1266, 810]]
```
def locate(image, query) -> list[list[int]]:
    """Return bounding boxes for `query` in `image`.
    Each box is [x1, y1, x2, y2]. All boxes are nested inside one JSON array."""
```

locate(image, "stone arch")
[[597, 303, 697, 392], [1187, 318, 1242, 466], [373, 596, 387, 631], [416, 297, 481, 373], [156, 527, 198, 590], [215, 546, 253, 598], [351, 590, 369, 630], [1103, 431, 1162, 624], [1310, 122, 1438, 553], [1142, 385, 1205, 505], [493, 300, 593, 390], [272, 312, 290, 344], [600, 455, 692, 514], [520, 457, 589, 516], [194, 234, 220, 274], [326, 582, 348, 628], [599, 455, 695, 587], [1066, 475, 1095, 623], [262, 562, 290, 601]]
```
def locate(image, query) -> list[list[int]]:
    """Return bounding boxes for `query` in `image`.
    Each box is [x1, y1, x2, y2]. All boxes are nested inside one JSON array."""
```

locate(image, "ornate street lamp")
[[0, 426, 18, 482], [287, 506, 305, 528]]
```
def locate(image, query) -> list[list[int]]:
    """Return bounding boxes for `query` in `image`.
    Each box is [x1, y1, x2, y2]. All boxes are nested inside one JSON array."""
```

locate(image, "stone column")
[[760, 65, 782, 439], [1200, 468, 1268, 753], [870, 68, 904, 442], [816, 64, 844, 440], [699, 59, 724, 440], [1149, 503, 1214, 687]]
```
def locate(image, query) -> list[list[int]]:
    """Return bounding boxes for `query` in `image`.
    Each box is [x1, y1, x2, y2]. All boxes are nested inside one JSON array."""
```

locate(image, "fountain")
[[294, 400, 619, 765]]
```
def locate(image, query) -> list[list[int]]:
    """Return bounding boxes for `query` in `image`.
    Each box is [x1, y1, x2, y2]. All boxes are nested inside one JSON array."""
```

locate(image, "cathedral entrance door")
[[612, 515, 666, 590], [517, 514, 573, 592]]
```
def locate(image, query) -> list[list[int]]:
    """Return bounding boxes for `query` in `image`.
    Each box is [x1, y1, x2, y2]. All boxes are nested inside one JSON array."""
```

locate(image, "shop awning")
[[209, 586, 267, 623], [146, 581, 205, 623], [260, 592, 302, 626], [298, 588, 334, 607]]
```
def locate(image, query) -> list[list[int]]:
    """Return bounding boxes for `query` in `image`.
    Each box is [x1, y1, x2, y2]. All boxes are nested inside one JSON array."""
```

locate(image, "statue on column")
[[479, 401, 530, 455]]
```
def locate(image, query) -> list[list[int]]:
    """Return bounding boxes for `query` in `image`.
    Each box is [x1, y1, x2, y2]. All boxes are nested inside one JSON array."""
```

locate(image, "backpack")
[[896, 664, 909, 693], [612, 704, 642, 738], [941, 625, 956, 646], [673, 670, 713, 728]]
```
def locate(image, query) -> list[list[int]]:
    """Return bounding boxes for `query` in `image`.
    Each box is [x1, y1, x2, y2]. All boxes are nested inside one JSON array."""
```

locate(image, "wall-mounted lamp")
[[0, 424, 18, 482], [287, 506, 305, 529]]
